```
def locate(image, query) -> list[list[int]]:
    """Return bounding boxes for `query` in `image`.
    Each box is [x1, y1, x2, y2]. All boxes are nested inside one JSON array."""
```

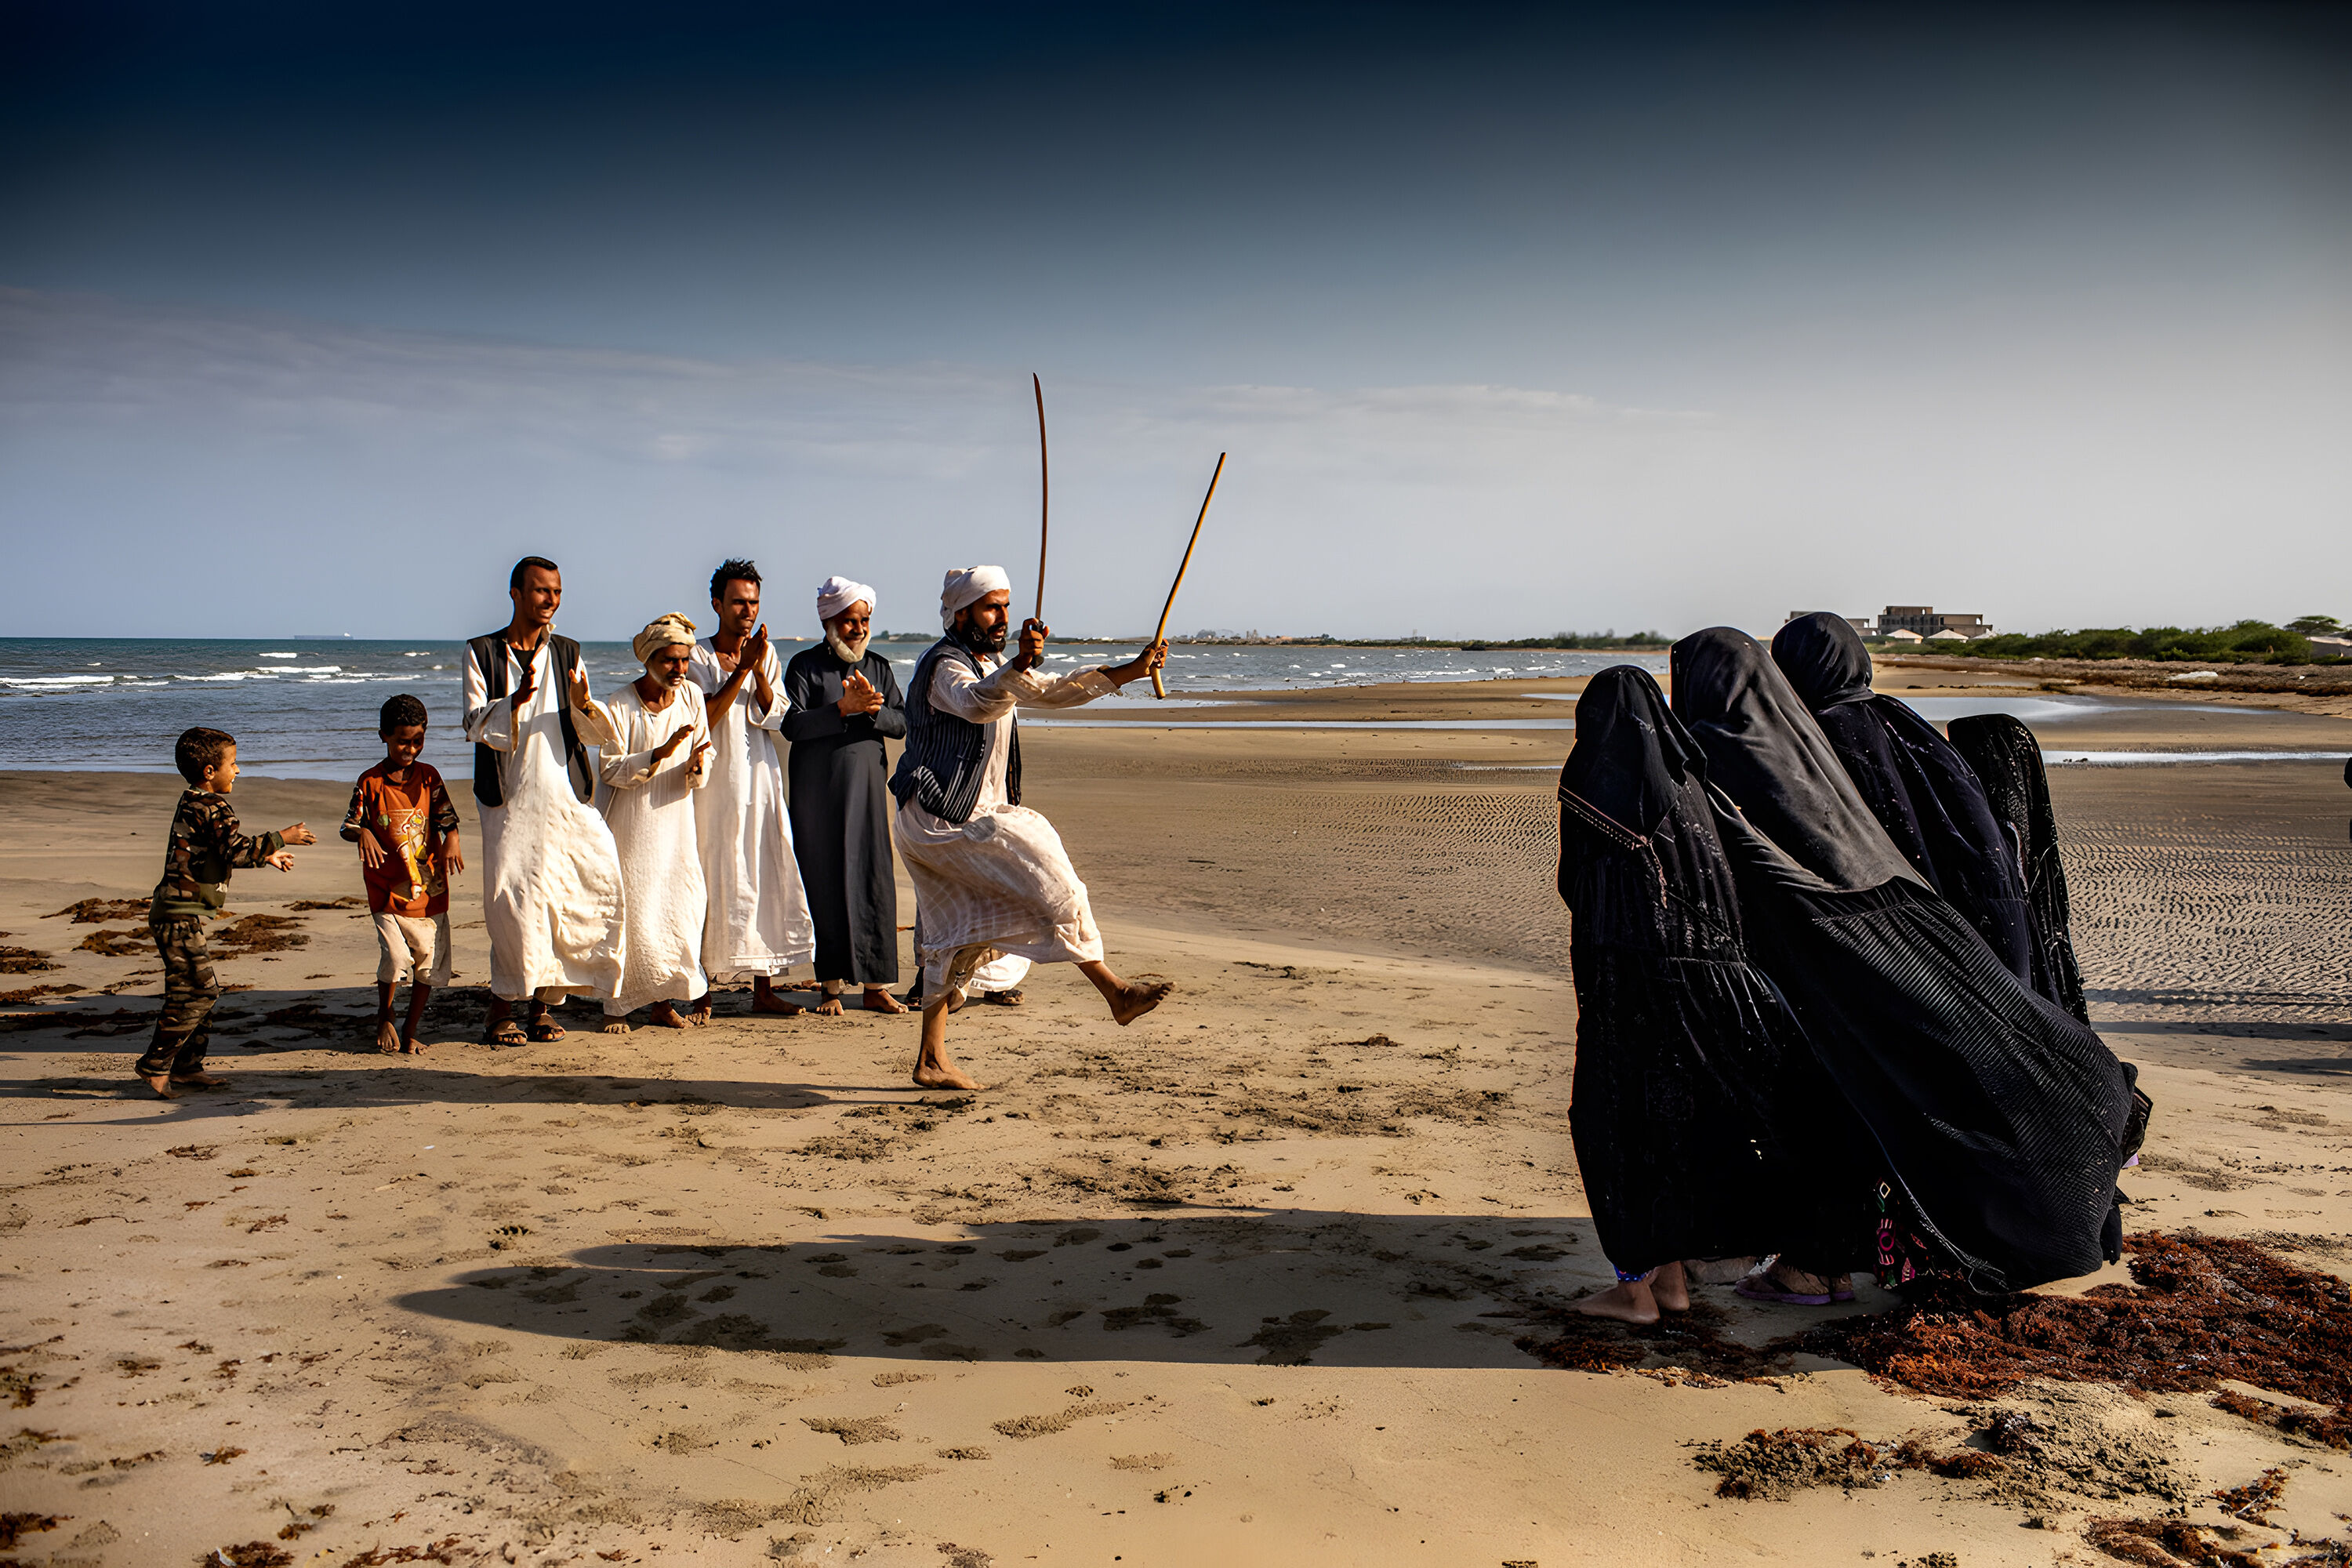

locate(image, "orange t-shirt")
[[343, 762, 461, 916]]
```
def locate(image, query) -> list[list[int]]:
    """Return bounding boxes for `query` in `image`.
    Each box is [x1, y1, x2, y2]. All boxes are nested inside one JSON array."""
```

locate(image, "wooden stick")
[[1032, 373, 1049, 622], [1149, 452, 1226, 700]]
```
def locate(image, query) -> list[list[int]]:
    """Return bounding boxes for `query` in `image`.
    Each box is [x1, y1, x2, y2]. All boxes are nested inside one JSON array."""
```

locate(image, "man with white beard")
[[783, 575, 909, 1015], [889, 567, 1172, 1089], [688, 560, 817, 1018], [599, 614, 716, 1032]]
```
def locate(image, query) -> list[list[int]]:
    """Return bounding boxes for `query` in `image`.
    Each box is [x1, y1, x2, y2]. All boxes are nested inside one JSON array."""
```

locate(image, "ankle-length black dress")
[[1946, 713, 2089, 1024], [1559, 666, 1864, 1278]]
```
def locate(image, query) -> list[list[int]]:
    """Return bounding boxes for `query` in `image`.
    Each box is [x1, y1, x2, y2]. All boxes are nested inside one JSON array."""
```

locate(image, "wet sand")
[[2, 681, 2350, 1566]]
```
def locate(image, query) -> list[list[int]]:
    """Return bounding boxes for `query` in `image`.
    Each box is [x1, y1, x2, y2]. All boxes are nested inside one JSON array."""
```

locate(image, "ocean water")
[[0, 637, 1671, 779]]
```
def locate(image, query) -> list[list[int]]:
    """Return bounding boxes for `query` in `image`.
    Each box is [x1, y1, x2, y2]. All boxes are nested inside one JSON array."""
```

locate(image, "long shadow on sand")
[[385, 1214, 1833, 1374]]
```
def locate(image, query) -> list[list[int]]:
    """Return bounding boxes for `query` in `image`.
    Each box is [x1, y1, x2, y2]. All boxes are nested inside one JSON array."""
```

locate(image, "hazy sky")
[[3, 2, 2347, 640]]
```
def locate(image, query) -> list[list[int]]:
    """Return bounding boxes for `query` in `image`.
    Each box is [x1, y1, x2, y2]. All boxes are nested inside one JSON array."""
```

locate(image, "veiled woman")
[[1946, 713, 2090, 1023], [1770, 612, 2037, 989], [1558, 666, 1865, 1319], [1671, 628, 2140, 1294]]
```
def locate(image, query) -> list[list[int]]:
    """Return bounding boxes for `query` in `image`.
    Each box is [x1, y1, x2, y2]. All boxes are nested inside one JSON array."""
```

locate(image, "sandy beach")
[[4, 677, 2351, 1566]]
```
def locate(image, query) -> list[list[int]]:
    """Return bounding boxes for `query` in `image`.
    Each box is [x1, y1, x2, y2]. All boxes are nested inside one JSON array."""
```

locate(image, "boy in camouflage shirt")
[[140, 727, 317, 1098]]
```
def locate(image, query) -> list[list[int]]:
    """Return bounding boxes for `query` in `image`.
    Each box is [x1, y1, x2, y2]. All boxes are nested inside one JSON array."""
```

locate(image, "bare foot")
[[140, 1072, 180, 1100], [688, 1001, 713, 1025], [649, 1004, 690, 1030], [1650, 1260, 1690, 1312], [750, 990, 804, 1015], [1573, 1279, 1661, 1324], [171, 1070, 229, 1089], [601, 1016, 632, 1035], [1109, 981, 1174, 1026], [375, 1018, 401, 1054], [401, 1036, 430, 1055], [912, 1059, 982, 1091], [813, 995, 844, 1017], [862, 988, 908, 1015]]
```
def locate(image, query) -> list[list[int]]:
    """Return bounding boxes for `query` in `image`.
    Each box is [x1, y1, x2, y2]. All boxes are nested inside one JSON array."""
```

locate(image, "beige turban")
[[939, 564, 1011, 630], [817, 575, 877, 623], [632, 612, 698, 663]]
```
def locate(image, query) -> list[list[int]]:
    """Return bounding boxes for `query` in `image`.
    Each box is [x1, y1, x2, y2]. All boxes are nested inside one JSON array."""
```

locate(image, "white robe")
[[688, 639, 816, 979], [893, 652, 1119, 992], [463, 641, 627, 1003], [597, 679, 713, 1015]]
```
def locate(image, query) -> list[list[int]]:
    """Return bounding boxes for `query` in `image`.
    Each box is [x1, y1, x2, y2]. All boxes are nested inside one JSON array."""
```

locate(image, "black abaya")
[[1771, 613, 2037, 988], [1559, 666, 1865, 1276], [1671, 627, 2136, 1292], [1947, 714, 2090, 1023], [782, 646, 908, 985]]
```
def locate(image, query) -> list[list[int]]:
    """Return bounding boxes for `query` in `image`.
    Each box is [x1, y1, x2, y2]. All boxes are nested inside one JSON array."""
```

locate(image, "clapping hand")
[[510, 645, 539, 706], [263, 849, 296, 873], [743, 623, 769, 670], [837, 670, 884, 717], [566, 662, 596, 713], [687, 739, 713, 779], [281, 821, 317, 847], [654, 727, 695, 761]]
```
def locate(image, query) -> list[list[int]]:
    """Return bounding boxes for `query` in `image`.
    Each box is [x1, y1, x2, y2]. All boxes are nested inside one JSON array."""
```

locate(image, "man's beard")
[[956, 619, 1009, 654], [826, 630, 870, 665]]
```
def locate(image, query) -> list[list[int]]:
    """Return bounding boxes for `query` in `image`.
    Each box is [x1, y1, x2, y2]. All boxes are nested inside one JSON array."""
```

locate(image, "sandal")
[[979, 988, 1023, 1007], [482, 1018, 528, 1048], [1734, 1275, 1832, 1307]]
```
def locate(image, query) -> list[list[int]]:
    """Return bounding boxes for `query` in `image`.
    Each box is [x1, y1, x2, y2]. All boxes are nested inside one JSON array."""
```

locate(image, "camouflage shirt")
[[150, 788, 285, 922]]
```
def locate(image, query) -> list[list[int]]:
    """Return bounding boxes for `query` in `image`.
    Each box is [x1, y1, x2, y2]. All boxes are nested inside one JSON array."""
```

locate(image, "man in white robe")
[[688, 558, 816, 1016], [888, 566, 1171, 1089], [598, 614, 715, 1031], [463, 555, 626, 1047]]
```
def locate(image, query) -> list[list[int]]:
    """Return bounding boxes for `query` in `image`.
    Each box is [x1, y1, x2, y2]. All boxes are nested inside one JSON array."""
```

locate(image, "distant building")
[[1877, 605, 1994, 638]]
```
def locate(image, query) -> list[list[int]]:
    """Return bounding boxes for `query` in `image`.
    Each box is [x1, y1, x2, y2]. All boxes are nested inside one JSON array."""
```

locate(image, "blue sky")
[[3, 2, 2347, 639]]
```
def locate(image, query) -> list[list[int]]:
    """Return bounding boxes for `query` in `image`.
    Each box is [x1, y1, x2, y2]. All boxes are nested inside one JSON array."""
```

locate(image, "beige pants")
[[374, 912, 453, 987]]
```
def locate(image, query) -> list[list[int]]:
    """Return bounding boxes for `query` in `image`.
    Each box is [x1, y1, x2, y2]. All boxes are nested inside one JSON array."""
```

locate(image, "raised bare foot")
[[1573, 1279, 1661, 1324], [601, 1016, 632, 1035], [375, 1018, 401, 1054], [750, 990, 804, 1015], [912, 1059, 982, 1091], [1109, 981, 1173, 1026], [813, 995, 844, 1017], [649, 1004, 690, 1030], [140, 1072, 180, 1099], [862, 988, 907, 1015]]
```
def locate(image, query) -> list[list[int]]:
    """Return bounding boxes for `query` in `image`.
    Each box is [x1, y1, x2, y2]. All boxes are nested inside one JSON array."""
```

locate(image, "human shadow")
[[388, 1211, 1861, 1374]]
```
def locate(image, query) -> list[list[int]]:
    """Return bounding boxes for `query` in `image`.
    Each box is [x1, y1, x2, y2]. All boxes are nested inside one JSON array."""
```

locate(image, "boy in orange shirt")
[[343, 693, 465, 1054]]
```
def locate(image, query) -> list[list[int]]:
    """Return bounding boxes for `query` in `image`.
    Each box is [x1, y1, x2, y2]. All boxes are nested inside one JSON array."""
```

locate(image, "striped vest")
[[888, 639, 1021, 825]]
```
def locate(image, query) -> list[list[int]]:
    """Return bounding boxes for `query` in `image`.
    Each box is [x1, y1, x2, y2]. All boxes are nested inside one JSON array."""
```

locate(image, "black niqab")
[[1558, 666, 1866, 1275], [1669, 627, 2136, 1292], [1947, 714, 2089, 1023], [1771, 613, 2038, 988]]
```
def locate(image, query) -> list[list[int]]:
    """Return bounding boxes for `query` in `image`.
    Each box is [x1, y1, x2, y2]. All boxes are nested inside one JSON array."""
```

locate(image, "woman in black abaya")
[[1671, 628, 2138, 1294], [1558, 666, 1865, 1319], [1770, 612, 2037, 990], [1947, 713, 2090, 1023]]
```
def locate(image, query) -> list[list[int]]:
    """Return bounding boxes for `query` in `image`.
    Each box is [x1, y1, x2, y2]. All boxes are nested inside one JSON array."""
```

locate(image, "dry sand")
[[3, 679, 2350, 1566]]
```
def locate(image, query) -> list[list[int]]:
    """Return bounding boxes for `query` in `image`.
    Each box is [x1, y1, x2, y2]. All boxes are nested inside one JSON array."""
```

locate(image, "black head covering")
[[1947, 713, 2089, 1022], [1769, 617, 2039, 989], [1559, 665, 1705, 837], [1771, 612, 1876, 708], [1668, 627, 1922, 894]]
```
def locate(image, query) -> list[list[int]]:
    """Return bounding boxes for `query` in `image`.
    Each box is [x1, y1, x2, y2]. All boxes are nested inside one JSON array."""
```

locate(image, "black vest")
[[888, 639, 1020, 825], [466, 631, 595, 808]]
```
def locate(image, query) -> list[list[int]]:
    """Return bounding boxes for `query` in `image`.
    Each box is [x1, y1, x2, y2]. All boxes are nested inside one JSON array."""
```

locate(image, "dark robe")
[[1771, 612, 2037, 988], [1559, 666, 1866, 1275], [1946, 714, 2089, 1023], [782, 644, 908, 985], [1671, 627, 2136, 1292]]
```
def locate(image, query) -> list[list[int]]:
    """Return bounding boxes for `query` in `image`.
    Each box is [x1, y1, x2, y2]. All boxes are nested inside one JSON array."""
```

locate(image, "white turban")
[[816, 575, 877, 624], [939, 564, 1011, 630], [632, 612, 698, 664]]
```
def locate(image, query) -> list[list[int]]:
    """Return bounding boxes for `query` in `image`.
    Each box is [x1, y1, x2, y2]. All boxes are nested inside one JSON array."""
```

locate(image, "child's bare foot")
[[862, 987, 907, 1014], [1573, 1279, 1661, 1324], [912, 1058, 982, 1091], [140, 1072, 179, 1100], [601, 1015, 632, 1035], [1109, 981, 1173, 1025], [813, 994, 844, 1017], [649, 1003, 690, 1030], [170, 1071, 229, 1090], [401, 1036, 430, 1054], [375, 1018, 401, 1054]]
